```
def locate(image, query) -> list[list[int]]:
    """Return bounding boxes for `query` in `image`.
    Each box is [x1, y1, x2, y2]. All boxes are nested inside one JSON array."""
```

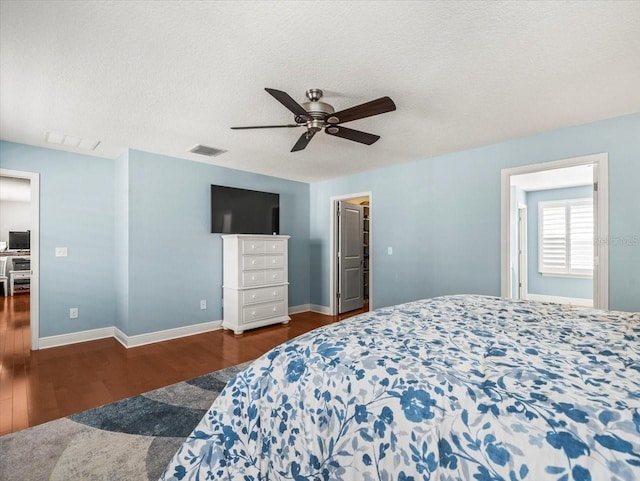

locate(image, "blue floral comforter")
[[161, 295, 640, 481]]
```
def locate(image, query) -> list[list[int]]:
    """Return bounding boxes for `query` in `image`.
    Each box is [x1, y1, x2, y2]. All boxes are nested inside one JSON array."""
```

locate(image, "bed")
[[160, 295, 640, 481]]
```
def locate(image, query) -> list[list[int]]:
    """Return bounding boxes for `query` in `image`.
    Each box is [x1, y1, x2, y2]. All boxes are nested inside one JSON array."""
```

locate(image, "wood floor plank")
[[0, 292, 369, 434], [0, 398, 12, 435]]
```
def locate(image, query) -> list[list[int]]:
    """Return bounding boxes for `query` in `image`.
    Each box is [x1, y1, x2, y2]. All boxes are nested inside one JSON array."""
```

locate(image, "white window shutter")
[[570, 203, 594, 272], [540, 205, 567, 273], [538, 198, 593, 277]]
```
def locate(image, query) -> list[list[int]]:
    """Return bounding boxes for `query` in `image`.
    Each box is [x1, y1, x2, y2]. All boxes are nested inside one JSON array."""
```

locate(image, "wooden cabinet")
[[222, 235, 290, 334]]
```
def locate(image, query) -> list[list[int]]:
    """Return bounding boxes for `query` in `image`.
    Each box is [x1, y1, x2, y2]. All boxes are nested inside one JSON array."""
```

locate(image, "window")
[[538, 198, 593, 277]]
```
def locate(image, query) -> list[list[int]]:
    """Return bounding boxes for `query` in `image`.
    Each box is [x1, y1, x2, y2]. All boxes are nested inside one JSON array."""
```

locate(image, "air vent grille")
[[45, 131, 100, 151], [189, 144, 227, 157]]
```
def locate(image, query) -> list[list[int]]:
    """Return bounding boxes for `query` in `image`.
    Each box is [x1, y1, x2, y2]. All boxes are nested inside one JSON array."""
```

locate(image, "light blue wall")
[[122, 149, 310, 336], [1, 112, 638, 341], [114, 150, 129, 332], [311, 156, 501, 309], [526, 185, 593, 300], [0, 142, 310, 338], [309, 113, 640, 312], [0, 141, 117, 336]]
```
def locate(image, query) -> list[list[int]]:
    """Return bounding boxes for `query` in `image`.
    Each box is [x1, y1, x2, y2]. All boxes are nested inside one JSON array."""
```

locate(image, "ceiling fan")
[[231, 88, 396, 152]]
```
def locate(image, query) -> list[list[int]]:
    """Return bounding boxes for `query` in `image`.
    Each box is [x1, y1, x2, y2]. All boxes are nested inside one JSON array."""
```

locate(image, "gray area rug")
[[0, 362, 250, 481]]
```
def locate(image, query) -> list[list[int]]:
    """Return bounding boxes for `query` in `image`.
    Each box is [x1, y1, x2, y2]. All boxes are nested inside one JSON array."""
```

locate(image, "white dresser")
[[222, 234, 290, 334]]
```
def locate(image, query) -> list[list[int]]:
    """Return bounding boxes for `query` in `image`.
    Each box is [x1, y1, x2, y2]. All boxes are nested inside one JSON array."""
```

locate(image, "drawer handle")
[[252, 311, 256, 316], [271, 259, 276, 264], [251, 276, 256, 281], [272, 291, 277, 296], [272, 307, 277, 312], [251, 294, 256, 299], [251, 260, 256, 265], [272, 274, 277, 279]]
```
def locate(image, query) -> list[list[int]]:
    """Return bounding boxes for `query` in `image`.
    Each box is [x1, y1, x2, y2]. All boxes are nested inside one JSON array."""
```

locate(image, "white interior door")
[[338, 201, 364, 313]]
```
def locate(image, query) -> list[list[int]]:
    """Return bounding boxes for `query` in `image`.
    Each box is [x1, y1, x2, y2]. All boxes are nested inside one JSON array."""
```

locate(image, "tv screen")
[[9, 231, 30, 250], [211, 185, 279, 235]]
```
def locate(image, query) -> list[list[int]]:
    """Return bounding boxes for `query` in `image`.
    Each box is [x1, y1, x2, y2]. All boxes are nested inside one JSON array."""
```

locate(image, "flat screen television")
[[211, 185, 279, 235], [9, 231, 30, 250]]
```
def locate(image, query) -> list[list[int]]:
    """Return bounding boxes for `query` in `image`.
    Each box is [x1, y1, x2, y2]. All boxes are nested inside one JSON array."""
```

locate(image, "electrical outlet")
[[200, 300, 207, 310], [387, 246, 393, 255], [70, 307, 78, 319], [56, 247, 68, 257]]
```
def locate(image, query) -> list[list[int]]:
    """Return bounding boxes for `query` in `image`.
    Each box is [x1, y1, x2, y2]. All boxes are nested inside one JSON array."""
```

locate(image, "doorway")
[[0, 168, 40, 350], [329, 192, 372, 316], [501, 153, 608, 309]]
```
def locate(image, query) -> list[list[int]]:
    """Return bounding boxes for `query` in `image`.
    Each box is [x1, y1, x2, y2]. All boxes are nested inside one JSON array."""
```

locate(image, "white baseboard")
[[114, 320, 223, 348], [288, 304, 310, 315], [310, 304, 332, 315], [37, 305, 327, 350], [39, 321, 223, 350], [526, 293, 593, 307], [39, 327, 115, 349]]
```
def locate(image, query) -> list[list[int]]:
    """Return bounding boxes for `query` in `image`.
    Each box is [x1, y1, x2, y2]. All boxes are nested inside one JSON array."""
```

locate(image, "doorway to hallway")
[[329, 192, 372, 316]]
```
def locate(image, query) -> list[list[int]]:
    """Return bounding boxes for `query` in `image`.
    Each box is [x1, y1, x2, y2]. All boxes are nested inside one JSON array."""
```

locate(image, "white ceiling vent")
[[45, 131, 100, 151], [188, 144, 227, 157]]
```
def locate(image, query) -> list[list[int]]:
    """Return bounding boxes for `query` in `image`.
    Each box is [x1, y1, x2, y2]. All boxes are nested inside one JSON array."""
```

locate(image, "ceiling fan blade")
[[327, 96, 396, 124], [230, 124, 302, 130], [325, 126, 380, 145], [291, 130, 317, 152], [265, 88, 311, 120]]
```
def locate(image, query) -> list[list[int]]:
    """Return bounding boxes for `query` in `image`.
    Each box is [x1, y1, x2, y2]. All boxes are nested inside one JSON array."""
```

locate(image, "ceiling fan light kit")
[[231, 88, 396, 152]]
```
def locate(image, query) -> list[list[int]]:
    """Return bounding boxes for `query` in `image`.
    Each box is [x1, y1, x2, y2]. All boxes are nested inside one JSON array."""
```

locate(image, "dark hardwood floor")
[[0, 293, 368, 435]]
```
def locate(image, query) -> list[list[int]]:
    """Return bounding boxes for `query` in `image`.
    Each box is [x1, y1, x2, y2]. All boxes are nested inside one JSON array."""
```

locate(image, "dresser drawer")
[[264, 269, 285, 284], [242, 301, 286, 324], [265, 240, 286, 253], [241, 239, 266, 254], [241, 255, 266, 270], [242, 286, 285, 305], [241, 269, 284, 286], [264, 254, 284, 269], [241, 270, 266, 286]]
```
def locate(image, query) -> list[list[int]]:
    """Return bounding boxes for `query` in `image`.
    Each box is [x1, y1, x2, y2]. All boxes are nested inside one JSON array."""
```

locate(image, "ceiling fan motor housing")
[[231, 87, 396, 152], [295, 88, 335, 123]]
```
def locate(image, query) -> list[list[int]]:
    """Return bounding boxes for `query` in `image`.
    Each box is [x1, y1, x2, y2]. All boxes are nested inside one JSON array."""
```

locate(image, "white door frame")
[[329, 191, 372, 316], [1, 168, 40, 349], [517, 204, 527, 300], [500, 153, 609, 309]]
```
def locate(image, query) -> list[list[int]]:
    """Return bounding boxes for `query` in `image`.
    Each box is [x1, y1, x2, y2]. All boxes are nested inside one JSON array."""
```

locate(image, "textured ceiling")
[[1, 1, 639, 182]]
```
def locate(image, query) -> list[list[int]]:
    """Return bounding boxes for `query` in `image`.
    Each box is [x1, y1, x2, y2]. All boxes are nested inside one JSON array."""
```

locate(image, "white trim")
[[288, 304, 310, 315], [526, 293, 593, 308], [517, 203, 527, 300], [39, 327, 114, 349], [592, 157, 609, 310], [329, 191, 373, 316], [114, 320, 222, 348], [310, 304, 332, 315], [501, 153, 608, 309], [113, 328, 128, 347], [541, 272, 593, 279], [0, 168, 40, 350], [38, 320, 225, 349]]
